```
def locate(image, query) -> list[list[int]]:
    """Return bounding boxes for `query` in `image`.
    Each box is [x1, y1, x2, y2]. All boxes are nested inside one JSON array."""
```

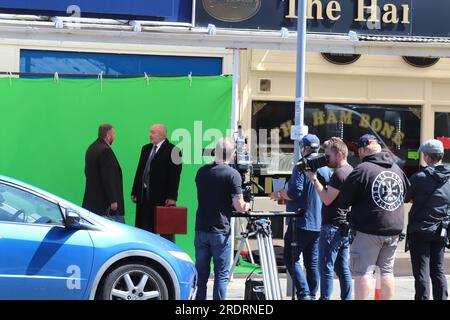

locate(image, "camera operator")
[[306, 137, 353, 300], [194, 138, 251, 300], [405, 139, 450, 300], [338, 134, 409, 300], [271, 134, 332, 300]]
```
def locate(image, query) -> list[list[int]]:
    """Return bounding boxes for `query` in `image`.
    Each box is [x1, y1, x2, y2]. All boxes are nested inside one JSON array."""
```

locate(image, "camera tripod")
[[230, 211, 301, 300]]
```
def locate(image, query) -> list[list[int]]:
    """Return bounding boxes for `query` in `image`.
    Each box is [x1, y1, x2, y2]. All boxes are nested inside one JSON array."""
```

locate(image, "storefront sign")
[[196, 0, 450, 38], [311, 110, 405, 145], [201, 0, 261, 22], [0, 0, 192, 22]]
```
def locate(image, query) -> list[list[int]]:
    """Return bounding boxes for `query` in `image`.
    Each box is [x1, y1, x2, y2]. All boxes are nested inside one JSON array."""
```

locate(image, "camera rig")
[[230, 210, 302, 300], [233, 125, 265, 203], [296, 153, 329, 172]]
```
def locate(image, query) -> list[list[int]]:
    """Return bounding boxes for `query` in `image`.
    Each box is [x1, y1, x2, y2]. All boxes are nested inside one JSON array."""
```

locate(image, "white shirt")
[[153, 139, 165, 155]]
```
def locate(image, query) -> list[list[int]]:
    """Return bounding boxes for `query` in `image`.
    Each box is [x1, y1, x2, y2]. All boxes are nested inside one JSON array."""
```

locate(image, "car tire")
[[99, 263, 169, 300]]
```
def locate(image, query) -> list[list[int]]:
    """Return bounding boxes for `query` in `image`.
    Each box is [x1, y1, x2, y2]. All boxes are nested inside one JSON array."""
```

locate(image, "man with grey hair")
[[132, 124, 182, 242], [194, 138, 250, 300], [405, 139, 450, 300]]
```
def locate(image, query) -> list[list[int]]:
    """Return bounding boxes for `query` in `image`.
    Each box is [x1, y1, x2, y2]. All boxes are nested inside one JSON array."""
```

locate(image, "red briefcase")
[[154, 206, 188, 234]]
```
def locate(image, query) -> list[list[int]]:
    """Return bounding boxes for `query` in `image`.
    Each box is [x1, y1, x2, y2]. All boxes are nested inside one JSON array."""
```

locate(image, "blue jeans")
[[319, 224, 352, 300], [194, 231, 231, 300], [284, 225, 320, 300]]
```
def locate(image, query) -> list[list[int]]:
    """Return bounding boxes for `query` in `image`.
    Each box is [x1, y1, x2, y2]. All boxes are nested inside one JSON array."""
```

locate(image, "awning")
[[1, 15, 450, 57]]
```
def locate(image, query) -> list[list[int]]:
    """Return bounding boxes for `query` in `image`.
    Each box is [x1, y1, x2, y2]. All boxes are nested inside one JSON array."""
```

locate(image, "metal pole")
[[191, 0, 196, 28], [294, 0, 308, 163], [287, 0, 308, 299], [231, 49, 240, 132], [230, 49, 240, 281]]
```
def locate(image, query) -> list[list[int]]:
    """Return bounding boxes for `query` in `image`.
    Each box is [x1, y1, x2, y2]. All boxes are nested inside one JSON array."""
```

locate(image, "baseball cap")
[[302, 134, 320, 149], [418, 139, 444, 154], [357, 134, 379, 148]]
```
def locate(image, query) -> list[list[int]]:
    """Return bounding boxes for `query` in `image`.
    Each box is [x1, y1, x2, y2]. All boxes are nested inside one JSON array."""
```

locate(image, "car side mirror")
[[65, 209, 81, 230]]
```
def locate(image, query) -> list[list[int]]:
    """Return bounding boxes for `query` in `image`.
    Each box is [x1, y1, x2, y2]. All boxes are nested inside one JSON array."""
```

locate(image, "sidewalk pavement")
[[206, 275, 450, 300]]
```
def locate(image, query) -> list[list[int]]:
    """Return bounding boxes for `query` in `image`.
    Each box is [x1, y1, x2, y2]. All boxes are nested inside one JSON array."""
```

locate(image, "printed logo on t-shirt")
[[371, 171, 404, 211]]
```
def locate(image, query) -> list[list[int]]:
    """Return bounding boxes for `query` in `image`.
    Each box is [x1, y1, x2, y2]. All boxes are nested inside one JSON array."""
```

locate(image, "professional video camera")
[[297, 153, 329, 172], [235, 125, 252, 175], [233, 125, 264, 203]]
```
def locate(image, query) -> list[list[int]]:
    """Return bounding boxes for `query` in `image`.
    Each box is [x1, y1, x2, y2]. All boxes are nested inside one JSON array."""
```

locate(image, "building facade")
[[238, 50, 450, 193]]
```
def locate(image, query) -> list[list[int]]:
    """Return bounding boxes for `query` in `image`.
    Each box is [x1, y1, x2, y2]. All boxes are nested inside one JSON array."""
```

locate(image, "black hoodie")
[[406, 164, 450, 234], [339, 152, 410, 236]]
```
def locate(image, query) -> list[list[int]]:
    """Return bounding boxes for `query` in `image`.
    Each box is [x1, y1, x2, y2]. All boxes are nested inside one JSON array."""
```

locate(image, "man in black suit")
[[131, 124, 182, 242], [82, 124, 125, 223]]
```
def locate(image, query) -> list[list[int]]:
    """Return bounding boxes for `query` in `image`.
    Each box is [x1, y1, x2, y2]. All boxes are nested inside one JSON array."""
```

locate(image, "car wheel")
[[99, 263, 169, 300]]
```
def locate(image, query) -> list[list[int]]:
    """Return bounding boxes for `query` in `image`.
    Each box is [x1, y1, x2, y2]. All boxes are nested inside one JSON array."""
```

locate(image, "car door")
[[0, 182, 94, 299]]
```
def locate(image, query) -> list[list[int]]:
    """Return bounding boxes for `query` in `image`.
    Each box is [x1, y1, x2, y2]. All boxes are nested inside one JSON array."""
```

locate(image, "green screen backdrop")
[[0, 76, 232, 258]]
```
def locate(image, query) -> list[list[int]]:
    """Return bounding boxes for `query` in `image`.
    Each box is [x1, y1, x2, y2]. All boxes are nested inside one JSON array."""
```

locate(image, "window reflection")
[[252, 102, 422, 193]]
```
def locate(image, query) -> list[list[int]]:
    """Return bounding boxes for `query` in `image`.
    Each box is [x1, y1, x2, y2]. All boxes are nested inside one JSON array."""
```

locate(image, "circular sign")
[[371, 171, 404, 212], [321, 53, 361, 65], [202, 0, 262, 23], [403, 56, 440, 68]]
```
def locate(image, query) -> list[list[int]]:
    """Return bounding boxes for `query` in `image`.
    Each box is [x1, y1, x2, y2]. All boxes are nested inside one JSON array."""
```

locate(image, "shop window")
[[251, 102, 421, 190], [434, 112, 450, 164]]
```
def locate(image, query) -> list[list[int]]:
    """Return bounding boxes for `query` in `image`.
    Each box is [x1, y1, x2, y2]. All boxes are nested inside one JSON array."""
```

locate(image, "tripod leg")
[[265, 229, 282, 300], [257, 231, 272, 300], [246, 238, 255, 264], [267, 233, 283, 299], [290, 218, 298, 300], [262, 231, 277, 300], [241, 223, 255, 264], [229, 237, 247, 280]]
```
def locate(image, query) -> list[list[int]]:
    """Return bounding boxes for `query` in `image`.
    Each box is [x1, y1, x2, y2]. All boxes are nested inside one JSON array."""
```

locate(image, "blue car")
[[0, 175, 197, 300]]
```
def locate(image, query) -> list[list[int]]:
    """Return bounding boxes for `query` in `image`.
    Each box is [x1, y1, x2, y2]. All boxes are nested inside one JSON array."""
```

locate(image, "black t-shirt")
[[195, 162, 243, 234], [322, 164, 353, 225]]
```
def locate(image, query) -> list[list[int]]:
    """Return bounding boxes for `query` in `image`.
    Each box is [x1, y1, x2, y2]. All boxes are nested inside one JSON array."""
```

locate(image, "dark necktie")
[[143, 144, 157, 191]]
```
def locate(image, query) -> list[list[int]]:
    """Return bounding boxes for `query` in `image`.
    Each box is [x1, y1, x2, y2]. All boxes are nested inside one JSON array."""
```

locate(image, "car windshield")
[[0, 183, 63, 225]]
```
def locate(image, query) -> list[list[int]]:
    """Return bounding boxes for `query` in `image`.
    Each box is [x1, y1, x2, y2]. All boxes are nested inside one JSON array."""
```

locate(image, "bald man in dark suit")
[[131, 124, 182, 242]]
